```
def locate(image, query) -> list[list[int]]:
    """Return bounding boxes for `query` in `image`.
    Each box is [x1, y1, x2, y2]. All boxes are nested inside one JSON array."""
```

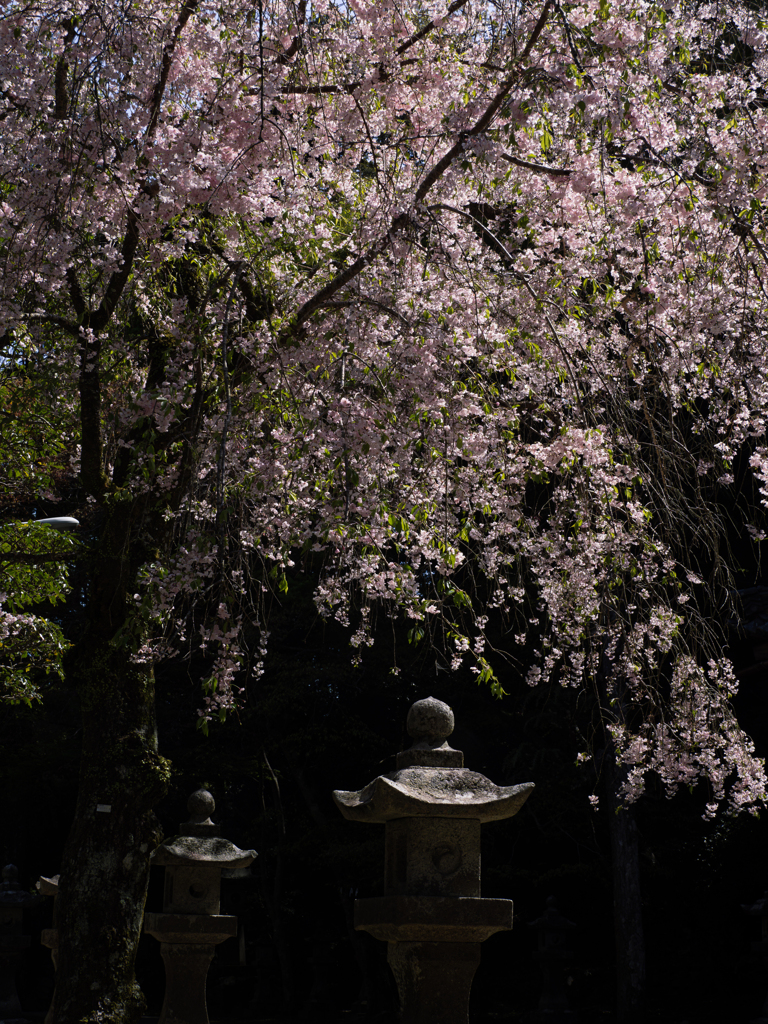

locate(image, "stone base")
[[0, 949, 28, 1017], [388, 940, 480, 1024]]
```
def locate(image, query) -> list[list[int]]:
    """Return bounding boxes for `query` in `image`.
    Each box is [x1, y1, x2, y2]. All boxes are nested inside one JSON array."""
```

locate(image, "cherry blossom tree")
[[2, 0, 768, 1017]]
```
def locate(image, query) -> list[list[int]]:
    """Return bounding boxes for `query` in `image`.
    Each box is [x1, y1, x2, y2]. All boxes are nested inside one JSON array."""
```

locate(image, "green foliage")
[[0, 371, 73, 499], [0, 522, 77, 610], [0, 522, 81, 705]]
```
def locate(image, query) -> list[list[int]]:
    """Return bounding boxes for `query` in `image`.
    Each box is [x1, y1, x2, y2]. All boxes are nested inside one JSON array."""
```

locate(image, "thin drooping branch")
[[501, 152, 570, 175], [0, 552, 81, 566], [428, 201, 588, 418], [217, 264, 244, 563]]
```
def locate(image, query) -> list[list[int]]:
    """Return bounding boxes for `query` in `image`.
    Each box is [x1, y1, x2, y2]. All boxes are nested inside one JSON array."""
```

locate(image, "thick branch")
[[53, 18, 76, 120], [79, 328, 106, 497], [279, 82, 357, 95], [78, 0, 198, 340], [67, 0, 199, 498], [519, 0, 553, 64], [277, 0, 307, 65], [278, 0, 470, 96], [289, 0, 554, 331], [395, 0, 469, 56], [19, 313, 80, 336], [414, 2, 553, 206], [54, 56, 69, 119], [66, 266, 87, 320], [292, 214, 411, 329], [91, 208, 140, 332], [145, 0, 200, 141]]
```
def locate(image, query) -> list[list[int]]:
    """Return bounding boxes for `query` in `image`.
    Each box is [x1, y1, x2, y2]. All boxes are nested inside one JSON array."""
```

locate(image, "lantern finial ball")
[[406, 697, 454, 744], [187, 789, 215, 823], [2, 864, 20, 888]]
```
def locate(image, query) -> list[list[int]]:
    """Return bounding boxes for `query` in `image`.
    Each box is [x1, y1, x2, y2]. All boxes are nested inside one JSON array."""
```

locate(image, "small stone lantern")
[[333, 697, 534, 1024], [0, 863, 44, 1016], [145, 789, 257, 1024], [36, 874, 61, 1024]]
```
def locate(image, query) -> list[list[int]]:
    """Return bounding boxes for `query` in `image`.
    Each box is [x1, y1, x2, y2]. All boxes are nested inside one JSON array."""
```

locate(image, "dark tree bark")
[[257, 750, 298, 1015], [290, 761, 376, 1012], [604, 747, 646, 1024], [595, 644, 647, 1024]]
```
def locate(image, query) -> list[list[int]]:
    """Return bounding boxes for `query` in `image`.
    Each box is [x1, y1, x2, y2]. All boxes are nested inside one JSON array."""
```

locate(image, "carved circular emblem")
[[431, 844, 462, 875]]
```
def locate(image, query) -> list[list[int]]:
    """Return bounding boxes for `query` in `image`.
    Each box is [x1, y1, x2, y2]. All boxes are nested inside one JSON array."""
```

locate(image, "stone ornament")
[[333, 697, 534, 1024], [0, 864, 44, 1017], [144, 789, 257, 1024]]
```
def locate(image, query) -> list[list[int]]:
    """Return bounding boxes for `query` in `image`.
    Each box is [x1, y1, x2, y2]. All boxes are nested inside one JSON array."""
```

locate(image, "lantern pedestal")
[[0, 864, 44, 1017], [0, 933, 30, 1016], [387, 940, 480, 1024], [145, 913, 238, 1024], [356, 894, 514, 1024]]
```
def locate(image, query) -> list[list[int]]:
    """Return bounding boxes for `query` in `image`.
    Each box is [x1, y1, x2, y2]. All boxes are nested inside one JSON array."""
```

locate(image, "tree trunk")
[[52, 505, 171, 1023], [604, 754, 646, 1024], [258, 752, 297, 1014]]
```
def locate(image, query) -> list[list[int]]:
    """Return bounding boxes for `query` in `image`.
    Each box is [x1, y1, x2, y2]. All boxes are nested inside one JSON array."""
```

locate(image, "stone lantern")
[[0, 863, 44, 1016], [144, 789, 257, 1024], [333, 697, 534, 1024]]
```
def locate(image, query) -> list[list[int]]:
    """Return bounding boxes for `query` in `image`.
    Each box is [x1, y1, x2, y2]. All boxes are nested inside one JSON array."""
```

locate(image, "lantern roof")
[[333, 697, 534, 824], [151, 790, 257, 868], [0, 864, 44, 908]]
